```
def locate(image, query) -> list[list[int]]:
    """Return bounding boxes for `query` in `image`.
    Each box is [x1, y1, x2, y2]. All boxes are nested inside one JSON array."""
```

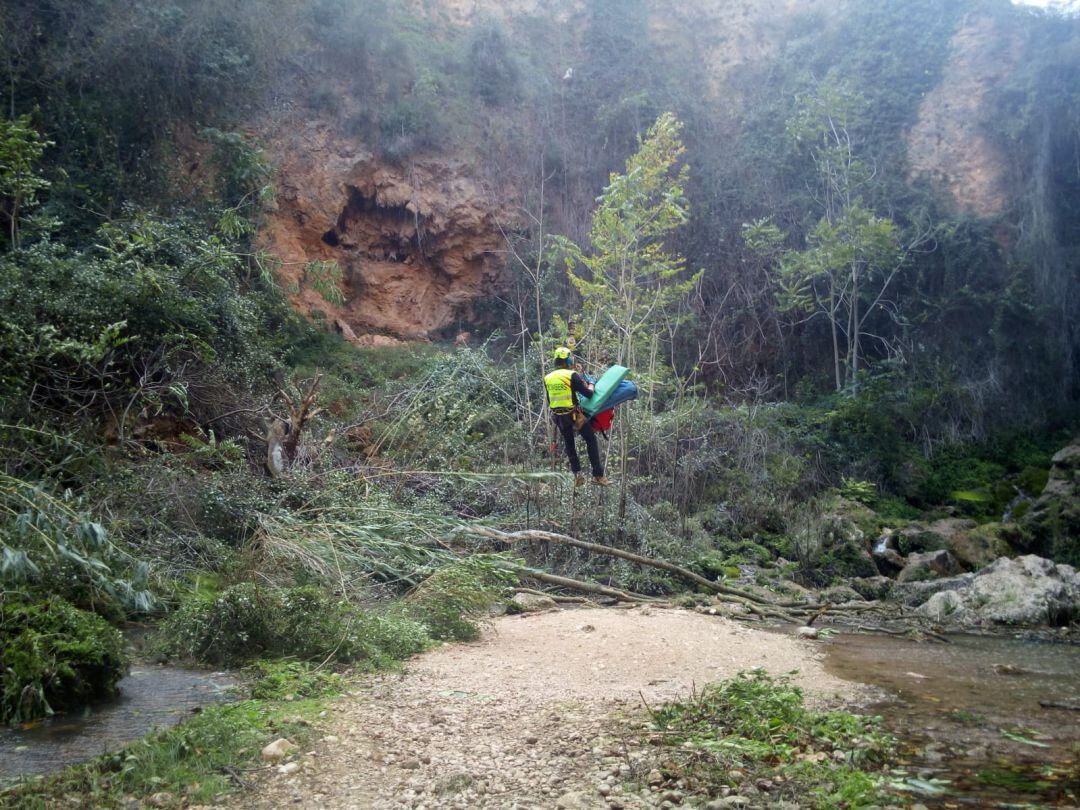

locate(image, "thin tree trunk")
[[830, 285, 842, 392]]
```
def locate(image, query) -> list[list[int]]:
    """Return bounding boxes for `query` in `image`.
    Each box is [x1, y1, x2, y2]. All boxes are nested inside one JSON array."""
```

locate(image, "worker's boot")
[[574, 473, 586, 487], [592, 476, 612, 487]]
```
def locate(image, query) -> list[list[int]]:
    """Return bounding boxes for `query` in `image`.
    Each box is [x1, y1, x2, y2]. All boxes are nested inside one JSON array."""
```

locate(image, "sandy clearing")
[[231, 606, 857, 810]]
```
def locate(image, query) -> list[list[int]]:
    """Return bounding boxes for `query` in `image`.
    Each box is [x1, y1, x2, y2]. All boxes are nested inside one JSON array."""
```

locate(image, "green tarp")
[[580, 365, 629, 416]]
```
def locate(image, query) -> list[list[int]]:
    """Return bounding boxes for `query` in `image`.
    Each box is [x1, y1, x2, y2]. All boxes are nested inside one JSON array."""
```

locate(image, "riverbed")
[[825, 632, 1080, 807]]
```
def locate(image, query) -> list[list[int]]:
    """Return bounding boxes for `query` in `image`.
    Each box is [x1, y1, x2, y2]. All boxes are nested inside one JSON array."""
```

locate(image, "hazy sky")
[[1013, 0, 1080, 7]]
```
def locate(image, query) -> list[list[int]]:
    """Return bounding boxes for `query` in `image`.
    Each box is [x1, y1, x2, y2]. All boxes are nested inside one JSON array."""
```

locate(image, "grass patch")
[[0, 662, 336, 809], [647, 669, 894, 808]]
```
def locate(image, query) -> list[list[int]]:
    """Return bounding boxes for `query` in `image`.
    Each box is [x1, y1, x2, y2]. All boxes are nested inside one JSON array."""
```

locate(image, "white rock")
[[261, 737, 297, 763], [277, 762, 300, 775], [796, 626, 819, 640], [511, 592, 558, 612]]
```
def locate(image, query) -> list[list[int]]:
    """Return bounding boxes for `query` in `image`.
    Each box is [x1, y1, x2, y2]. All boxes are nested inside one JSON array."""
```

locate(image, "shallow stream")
[[824, 632, 1080, 808], [0, 665, 236, 780]]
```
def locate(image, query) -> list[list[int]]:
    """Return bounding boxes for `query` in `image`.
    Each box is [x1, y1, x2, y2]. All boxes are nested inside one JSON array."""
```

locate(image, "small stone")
[[323, 735, 340, 744], [579, 624, 596, 632], [146, 793, 175, 808], [646, 769, 664, 786], [261, 738, 296, 763], [277, 762, 300, 776], [796, 626, 819, 640], [401, 759, 421, 770], [598, 783, 611, 796], [525, 735, 539, 745], [661, 789, 683, 803]]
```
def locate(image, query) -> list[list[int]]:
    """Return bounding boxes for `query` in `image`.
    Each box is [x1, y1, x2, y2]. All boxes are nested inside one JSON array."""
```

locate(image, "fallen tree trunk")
[[514, 565, 656, 603], [516, 587, 592, 604], [460, 526, 809, 608]]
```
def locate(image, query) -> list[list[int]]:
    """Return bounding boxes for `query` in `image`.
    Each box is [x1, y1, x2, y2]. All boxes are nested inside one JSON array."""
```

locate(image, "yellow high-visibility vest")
[[544, 369, 576, 411]]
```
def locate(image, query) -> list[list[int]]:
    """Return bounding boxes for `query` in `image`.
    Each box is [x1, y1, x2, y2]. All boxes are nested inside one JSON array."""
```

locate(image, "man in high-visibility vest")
[[544, 346, 610, 487]]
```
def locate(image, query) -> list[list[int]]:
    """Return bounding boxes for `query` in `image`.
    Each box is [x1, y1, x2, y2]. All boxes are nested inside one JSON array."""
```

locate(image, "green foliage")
[[157, 582, 430, 668], [406, 556, 518, 641], [304, 259, 346, 305], [0, 210, 304, 421], [200, 128, 275, 214], [246, 660, 344, 700], [378, 81, 444, 161], [0, 114, 53, 249], [468, 22, 520, 105], [556, 112, 702, 371], [838, 478, 877, 507], [0, 597, 127, 724], [0, 475, 155, 617], [650, 670, 893, 808]]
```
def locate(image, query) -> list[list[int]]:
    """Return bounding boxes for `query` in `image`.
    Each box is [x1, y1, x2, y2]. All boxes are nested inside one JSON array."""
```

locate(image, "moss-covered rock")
[[950, 522, 1014, 569], [896, 549, 963, 582], [0, 597, 128, 724], [1013, 440, 1080, 567]]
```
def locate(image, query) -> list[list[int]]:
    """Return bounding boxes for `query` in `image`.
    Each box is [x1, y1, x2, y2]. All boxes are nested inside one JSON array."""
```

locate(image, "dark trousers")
[[555, 413, 603, 477]]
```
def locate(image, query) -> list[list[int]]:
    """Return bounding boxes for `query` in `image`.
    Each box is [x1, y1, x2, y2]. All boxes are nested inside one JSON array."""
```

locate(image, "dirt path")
[[233, 606, 856, 810]]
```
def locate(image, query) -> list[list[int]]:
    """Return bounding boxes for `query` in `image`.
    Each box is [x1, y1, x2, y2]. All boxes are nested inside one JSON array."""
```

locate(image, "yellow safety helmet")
[[552, 346, 573, 366]]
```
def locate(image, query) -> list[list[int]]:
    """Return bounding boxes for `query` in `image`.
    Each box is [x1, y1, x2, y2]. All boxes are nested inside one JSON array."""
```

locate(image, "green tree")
[[763, 85, 919, 392], [774, 205, 904, 392], [554, 112, 701, 532], [0, 114, 51, 249], [555, 112, 702, 381]]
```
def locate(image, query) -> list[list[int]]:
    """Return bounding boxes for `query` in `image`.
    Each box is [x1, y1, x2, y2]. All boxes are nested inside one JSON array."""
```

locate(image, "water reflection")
[[0, 666, 237, 779]]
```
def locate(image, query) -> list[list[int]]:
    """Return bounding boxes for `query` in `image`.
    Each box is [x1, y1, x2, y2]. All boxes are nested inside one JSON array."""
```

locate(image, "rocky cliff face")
[[907, 13, 1025, 217], [260, 123, 508, 342], [261, 1, 1027, 339]]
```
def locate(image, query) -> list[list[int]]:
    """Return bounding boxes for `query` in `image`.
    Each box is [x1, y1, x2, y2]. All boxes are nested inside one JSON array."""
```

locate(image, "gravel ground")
[[227, 605, 857, 810]]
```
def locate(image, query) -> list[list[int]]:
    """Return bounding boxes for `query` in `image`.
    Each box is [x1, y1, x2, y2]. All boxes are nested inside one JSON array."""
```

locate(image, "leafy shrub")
[[406, 556, 517, 641], [157, 583, 430, 667], [0, 212, 305, 423], [468, 22, 520, 105], [1, 597, 128, 723]]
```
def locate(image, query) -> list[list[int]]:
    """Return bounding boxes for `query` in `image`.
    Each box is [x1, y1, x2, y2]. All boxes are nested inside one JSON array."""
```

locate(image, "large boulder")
[[850, 576, 895, 601], [897, 549, 963, 583], [914, 555, 1080, 626], [509, 592, 557, 613], [1012, 441, 1080, 567], [892, 572, 976, 606], [949, 522, 1014, 569], [813, 498, 881, 579]]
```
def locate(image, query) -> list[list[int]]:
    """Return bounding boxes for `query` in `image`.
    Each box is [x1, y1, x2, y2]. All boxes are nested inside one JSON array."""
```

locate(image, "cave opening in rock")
[[328, 186, 427, 265]]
